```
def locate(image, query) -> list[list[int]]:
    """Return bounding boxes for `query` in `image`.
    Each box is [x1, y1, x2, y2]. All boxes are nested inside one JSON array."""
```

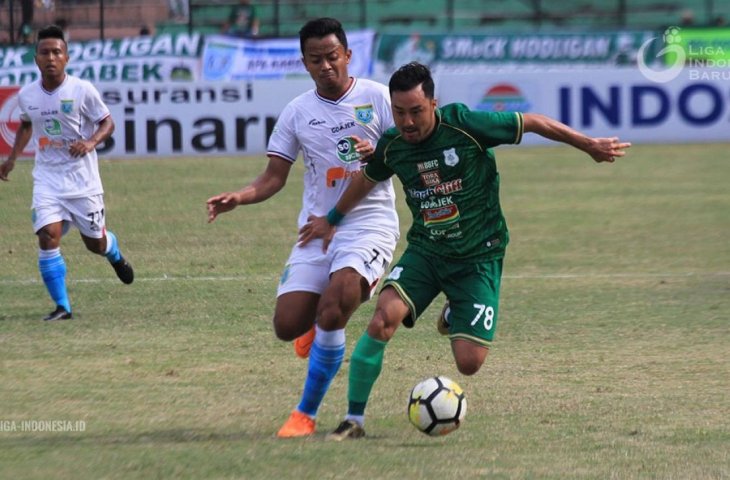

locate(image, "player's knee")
[[272, 324, 296, 342], [366, 310, 398, 341], [80, 235, 105, 255], [271, 313, 307, 341], [452, 340, 489, 376], [455, 360, 483, 376], [37, 227, 61, 249], [317, 303, 347, 330]]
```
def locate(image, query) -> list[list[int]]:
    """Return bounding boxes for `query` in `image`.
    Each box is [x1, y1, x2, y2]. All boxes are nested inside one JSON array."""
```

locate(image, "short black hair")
[[36, 24, 67, 48], [389, 62, 435, 99], [299, 17, 348, 56]]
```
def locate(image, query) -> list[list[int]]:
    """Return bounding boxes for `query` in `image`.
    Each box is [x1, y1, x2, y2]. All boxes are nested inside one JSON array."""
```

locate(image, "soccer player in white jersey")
[[206, 17, 399, 437], [0, 25, 134, 322]]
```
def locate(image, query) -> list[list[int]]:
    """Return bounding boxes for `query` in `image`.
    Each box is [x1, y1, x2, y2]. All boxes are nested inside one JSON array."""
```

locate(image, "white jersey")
[[18, 74, 110, 199], [267, 78, 399, 237]]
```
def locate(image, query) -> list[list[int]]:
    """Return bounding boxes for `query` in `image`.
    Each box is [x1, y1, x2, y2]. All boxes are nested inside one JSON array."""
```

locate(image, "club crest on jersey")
[[443, 148, 459, 167], [61, 100, 73, 114], [354, 104, 374, 125]]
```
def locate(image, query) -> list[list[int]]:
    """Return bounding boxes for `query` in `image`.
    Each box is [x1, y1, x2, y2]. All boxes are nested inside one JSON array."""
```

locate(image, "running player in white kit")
[[206, 18, 399, 437], [0, 25, 134, 322]]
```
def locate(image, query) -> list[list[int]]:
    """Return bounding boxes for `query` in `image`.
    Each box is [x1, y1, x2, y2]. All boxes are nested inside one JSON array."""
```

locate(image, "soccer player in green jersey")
[[298, 62, 631, 440]]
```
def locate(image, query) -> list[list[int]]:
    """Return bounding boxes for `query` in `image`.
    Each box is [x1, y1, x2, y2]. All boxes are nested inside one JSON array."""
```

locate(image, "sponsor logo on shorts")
[[387, 266, 403, 280], [280, 264, 291, 285]]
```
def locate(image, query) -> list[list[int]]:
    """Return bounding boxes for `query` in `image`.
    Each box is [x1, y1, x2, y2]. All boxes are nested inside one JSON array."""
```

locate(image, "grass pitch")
[[0, 143, 728, 479]]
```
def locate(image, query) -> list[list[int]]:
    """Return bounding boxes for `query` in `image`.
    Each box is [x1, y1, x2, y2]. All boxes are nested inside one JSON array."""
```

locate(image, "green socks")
[[347, 333, 387, 416]]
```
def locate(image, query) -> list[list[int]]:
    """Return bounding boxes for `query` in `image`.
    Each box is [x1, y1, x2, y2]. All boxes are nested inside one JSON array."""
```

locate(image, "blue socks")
[[104, 230, 122, 263], [297, 326, 346, 418], [38, 248, 71, 313]]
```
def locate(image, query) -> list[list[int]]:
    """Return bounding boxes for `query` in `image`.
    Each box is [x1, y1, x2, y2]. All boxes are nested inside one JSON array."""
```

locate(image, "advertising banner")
[[0, 80, 314, 157], [0, 86, 28, 156], [201, 30, 376, 80], [0, 33, 203, 86], [676, 28, 730, 62], [2, 68, 727, 158], [436, 68, 730, 145], [374, 31, 657, 76]]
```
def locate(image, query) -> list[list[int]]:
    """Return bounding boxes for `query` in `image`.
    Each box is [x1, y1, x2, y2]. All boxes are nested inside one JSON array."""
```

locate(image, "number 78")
[[470, 303, 494, 331]]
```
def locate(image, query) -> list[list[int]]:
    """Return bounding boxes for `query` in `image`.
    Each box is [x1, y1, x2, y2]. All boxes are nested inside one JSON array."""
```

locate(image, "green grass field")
[[0, 143, 728, 479]]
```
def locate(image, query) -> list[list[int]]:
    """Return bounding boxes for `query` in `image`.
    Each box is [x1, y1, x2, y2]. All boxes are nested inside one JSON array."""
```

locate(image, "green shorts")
[[382, 248, 503, 347]]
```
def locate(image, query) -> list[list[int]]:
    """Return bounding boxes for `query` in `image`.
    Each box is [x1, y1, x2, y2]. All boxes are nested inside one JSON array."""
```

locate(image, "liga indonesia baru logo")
[[637, 26, 687, 83]]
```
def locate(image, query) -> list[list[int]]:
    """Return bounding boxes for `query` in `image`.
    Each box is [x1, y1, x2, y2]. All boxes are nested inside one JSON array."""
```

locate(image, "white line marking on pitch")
[[1, 271, 728, 286]]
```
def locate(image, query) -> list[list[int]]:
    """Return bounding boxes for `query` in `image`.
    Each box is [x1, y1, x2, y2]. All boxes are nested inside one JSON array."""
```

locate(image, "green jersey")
[[364, 103, 523, 262]]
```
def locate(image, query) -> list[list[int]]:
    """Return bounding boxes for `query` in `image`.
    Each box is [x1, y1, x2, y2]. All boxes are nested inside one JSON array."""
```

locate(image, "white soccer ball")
[[408, 376, 467, 436]]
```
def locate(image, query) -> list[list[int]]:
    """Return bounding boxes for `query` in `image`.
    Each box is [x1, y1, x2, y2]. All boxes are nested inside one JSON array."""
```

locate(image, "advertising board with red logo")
[[0, 87, 33, 156]]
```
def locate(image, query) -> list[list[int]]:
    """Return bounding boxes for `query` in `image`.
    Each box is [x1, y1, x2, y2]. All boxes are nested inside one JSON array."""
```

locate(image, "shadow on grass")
[[0, 428, 265, 448], [0, 429, 439, 448]]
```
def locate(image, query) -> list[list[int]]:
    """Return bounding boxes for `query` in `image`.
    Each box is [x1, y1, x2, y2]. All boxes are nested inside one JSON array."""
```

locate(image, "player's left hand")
[[68, 139, 96, 157], [299, 215, 336, 252], [352, 135, 375, 163], [589, 137, 631, 163]]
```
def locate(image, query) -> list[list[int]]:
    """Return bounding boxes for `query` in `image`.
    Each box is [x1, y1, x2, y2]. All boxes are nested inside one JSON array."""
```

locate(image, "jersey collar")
[[314, 77, 356, 105]]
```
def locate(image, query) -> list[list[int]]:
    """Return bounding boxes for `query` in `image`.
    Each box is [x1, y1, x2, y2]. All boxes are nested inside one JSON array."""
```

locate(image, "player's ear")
[[346, 49, 352, 64]]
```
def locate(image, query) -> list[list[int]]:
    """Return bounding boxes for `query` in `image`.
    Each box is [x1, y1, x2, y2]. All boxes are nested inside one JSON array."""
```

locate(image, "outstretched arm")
[[207, 155, 292, 223], [523, 113, 631, 163], [298, 171, 377, 250]]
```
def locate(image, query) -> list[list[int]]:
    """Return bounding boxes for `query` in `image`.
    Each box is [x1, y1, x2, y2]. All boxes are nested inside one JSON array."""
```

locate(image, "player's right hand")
[[352, 135, 375, 163], [298, 215, 336, 252], [0, 159, 15, 181], [206, 192, 239, 223]]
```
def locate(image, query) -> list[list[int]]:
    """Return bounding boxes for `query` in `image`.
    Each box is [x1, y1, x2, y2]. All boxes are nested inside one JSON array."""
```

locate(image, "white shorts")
[[32, 193, 106, 239], [277, 229, 397, 300]]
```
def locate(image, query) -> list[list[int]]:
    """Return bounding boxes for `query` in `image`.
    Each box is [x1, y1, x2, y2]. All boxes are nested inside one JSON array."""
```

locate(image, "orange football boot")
[[277, 410, 315, 438], [294, 325, 316, 359]]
